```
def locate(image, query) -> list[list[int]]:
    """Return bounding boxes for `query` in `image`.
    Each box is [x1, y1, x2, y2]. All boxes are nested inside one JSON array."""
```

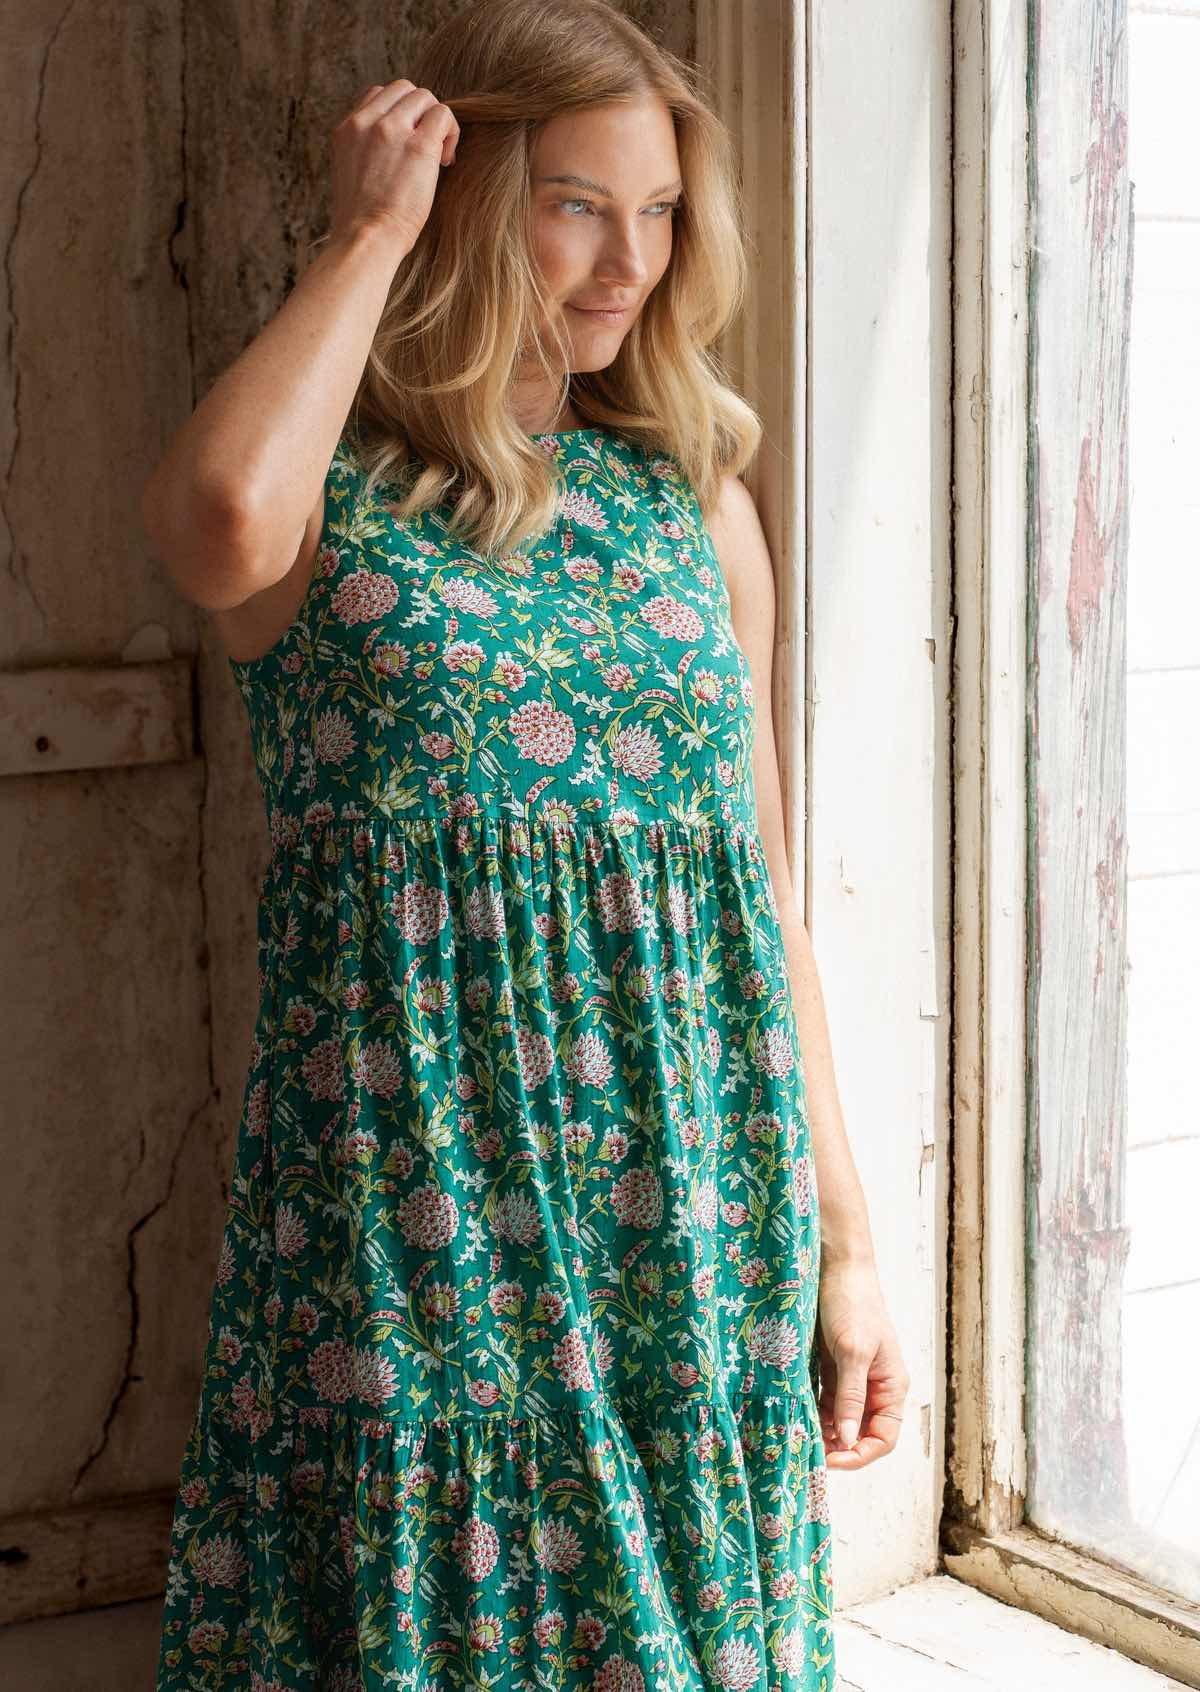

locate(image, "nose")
[[596, 218, 652, 289]]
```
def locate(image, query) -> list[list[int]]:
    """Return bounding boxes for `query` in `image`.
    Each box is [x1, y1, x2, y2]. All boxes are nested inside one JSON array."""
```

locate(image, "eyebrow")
[[536, 173, 684, 199]]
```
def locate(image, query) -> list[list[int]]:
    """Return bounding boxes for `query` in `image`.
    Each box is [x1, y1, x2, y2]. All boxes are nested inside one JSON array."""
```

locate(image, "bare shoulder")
[[704, 472, 777, 624]]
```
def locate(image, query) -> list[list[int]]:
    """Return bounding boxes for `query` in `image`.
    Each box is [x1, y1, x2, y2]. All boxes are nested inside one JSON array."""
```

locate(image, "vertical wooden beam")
[[694, 0, 808, 914], [946, 0, 1032, 1541]]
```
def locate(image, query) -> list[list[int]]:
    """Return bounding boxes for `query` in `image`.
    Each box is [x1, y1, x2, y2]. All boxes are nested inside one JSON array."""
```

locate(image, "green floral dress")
[[155, 426, 836, 1692]]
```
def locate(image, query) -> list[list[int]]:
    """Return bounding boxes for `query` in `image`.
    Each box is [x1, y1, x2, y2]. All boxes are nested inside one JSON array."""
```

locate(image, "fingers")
[[831, 1354, 870, 1450], [345, 80, 461, 162], [822, 1403, 906, 1467]]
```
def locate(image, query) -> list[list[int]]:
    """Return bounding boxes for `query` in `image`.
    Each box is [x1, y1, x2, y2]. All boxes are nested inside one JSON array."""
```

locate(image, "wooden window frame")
[[943, 0, 1200, 1678], [697, 0, 1200, 1680]]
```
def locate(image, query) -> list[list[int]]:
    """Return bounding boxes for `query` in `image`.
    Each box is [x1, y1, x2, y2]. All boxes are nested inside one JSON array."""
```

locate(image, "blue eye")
[[558, 199, 679, 217]]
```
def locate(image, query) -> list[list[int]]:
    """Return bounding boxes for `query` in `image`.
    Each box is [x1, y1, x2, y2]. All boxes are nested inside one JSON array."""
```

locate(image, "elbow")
[[141, 474, 260, 612]]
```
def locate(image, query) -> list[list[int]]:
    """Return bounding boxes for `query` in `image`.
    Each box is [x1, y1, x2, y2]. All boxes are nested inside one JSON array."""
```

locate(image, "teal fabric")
[[156, 427, 836, 1692]]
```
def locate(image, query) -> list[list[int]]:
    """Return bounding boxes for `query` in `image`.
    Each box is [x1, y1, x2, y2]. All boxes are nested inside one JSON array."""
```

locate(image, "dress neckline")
[[526, 426, 608, 438]]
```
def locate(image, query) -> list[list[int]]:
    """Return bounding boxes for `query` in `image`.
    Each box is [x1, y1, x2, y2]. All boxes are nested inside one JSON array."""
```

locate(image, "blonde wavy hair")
[[331, 0, 762, 561]]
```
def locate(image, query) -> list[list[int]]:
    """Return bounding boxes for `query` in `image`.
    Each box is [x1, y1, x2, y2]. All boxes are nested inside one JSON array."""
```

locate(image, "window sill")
[[837, 1571, 1192, 1690]]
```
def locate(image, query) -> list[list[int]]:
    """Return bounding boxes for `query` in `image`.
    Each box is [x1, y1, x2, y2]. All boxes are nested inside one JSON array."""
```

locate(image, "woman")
[[146, 2, 907, 1688]]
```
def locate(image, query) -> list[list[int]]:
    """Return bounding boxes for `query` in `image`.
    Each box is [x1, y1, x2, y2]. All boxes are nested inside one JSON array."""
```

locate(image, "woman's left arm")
[[706, 471, 910, 1470]]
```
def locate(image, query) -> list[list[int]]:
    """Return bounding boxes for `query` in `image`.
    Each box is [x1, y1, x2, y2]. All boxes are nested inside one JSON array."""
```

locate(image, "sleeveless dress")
[[155, 426, 836, 1692]]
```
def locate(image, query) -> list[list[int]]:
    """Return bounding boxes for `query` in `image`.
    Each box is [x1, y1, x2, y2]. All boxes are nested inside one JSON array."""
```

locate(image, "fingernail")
[[839, 1420, 858, 1448]]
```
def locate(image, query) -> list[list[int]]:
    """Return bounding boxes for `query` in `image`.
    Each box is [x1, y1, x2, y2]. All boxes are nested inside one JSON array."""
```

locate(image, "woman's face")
[[527, 96, 683, 372]]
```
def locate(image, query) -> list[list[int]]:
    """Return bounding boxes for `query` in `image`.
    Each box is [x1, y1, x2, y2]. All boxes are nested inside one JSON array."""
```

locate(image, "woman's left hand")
[[814, 1256, 910, 1469]]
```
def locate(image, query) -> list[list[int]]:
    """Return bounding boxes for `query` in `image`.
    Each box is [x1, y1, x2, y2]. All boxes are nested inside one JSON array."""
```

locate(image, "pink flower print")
[[669, 1360, 700, 1389], [711, 1636, 763, 1692], [792, 1152, 814, 1215], [696, 1579, 725, 1612], [301, 1037, 345, 1102], [551, 1327, 595, 1392], [445, 638, 486, 672], [565, 555, 602, 583], [464, 882, 505, 940], [752, 1024, 795, 1080], [747, 1314, 802, 1368], [722, 1200, 750, 1226], [689, 667, 722, 703], [609, 723, 664, 780], [693, 1178, 719, 1230], [565, 1029, 614, 1088], [215, 1327, 243, 1364], [282, 998, 318, 1035], [180, 1475, 210, 1507], [612, 565, 644, 595], [451, 1515, 501, 1582], [369, 641, 409, 676], [353, 1344, 399, 1408], [491, 1189, 542, 1247], [665, 882, 698, 933], [495, 655, 528, 689], [559, 487, 608, 532], [396, 1182, 459, 1249], [292, 1297, 320, 1334], [772, 1628, 808, 1676], [602, 659, 638, 695], [214, 1233, 235, 1286], [312, 707, 356, 765], [595, 871, 645, 934], [594, 1654, 646, 1692], [469, 1613, 504, 1650], [274, 1202, 309, 1261], [658, 517, 686, 540], [534, 1608, 566, 1646], [641, 594, 704, 641], [515, 1024, 554, 1092], [187, 1620, 228, 1653], [805, 1465, 831, 1523], [532, 1513, 586, 1574], [467, 1377, 502, 1407], [331, 568, 399, 625], [350, 1038, 405, 1100], [246, 1078, 271, 1136], [391, 878, 449, 945], [307, 1337, 355, 1403], [534, 1286, 567, 1323], [508, 698, 576, 765], [421, 1281, 461, 1321], [442, 576, 500, 616], [488, 1279, 525, 1316], [610, 1166, 663, 1230], [420, 730, 456, 760], [756, 1511, 787, 1542], [191, 1532, 248, 1589]]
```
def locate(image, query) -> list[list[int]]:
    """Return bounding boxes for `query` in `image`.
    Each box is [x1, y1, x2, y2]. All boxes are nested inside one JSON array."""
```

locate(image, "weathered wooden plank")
[[944, 1524, 1200, 1685], [0, 660, 194, 777], [0, 1494, 176, 1629], [946, 0, 1032, 1542]]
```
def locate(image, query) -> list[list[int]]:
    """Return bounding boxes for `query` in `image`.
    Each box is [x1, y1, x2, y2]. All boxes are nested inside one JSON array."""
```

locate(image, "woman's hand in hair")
[[331, 80, 461, 256]]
